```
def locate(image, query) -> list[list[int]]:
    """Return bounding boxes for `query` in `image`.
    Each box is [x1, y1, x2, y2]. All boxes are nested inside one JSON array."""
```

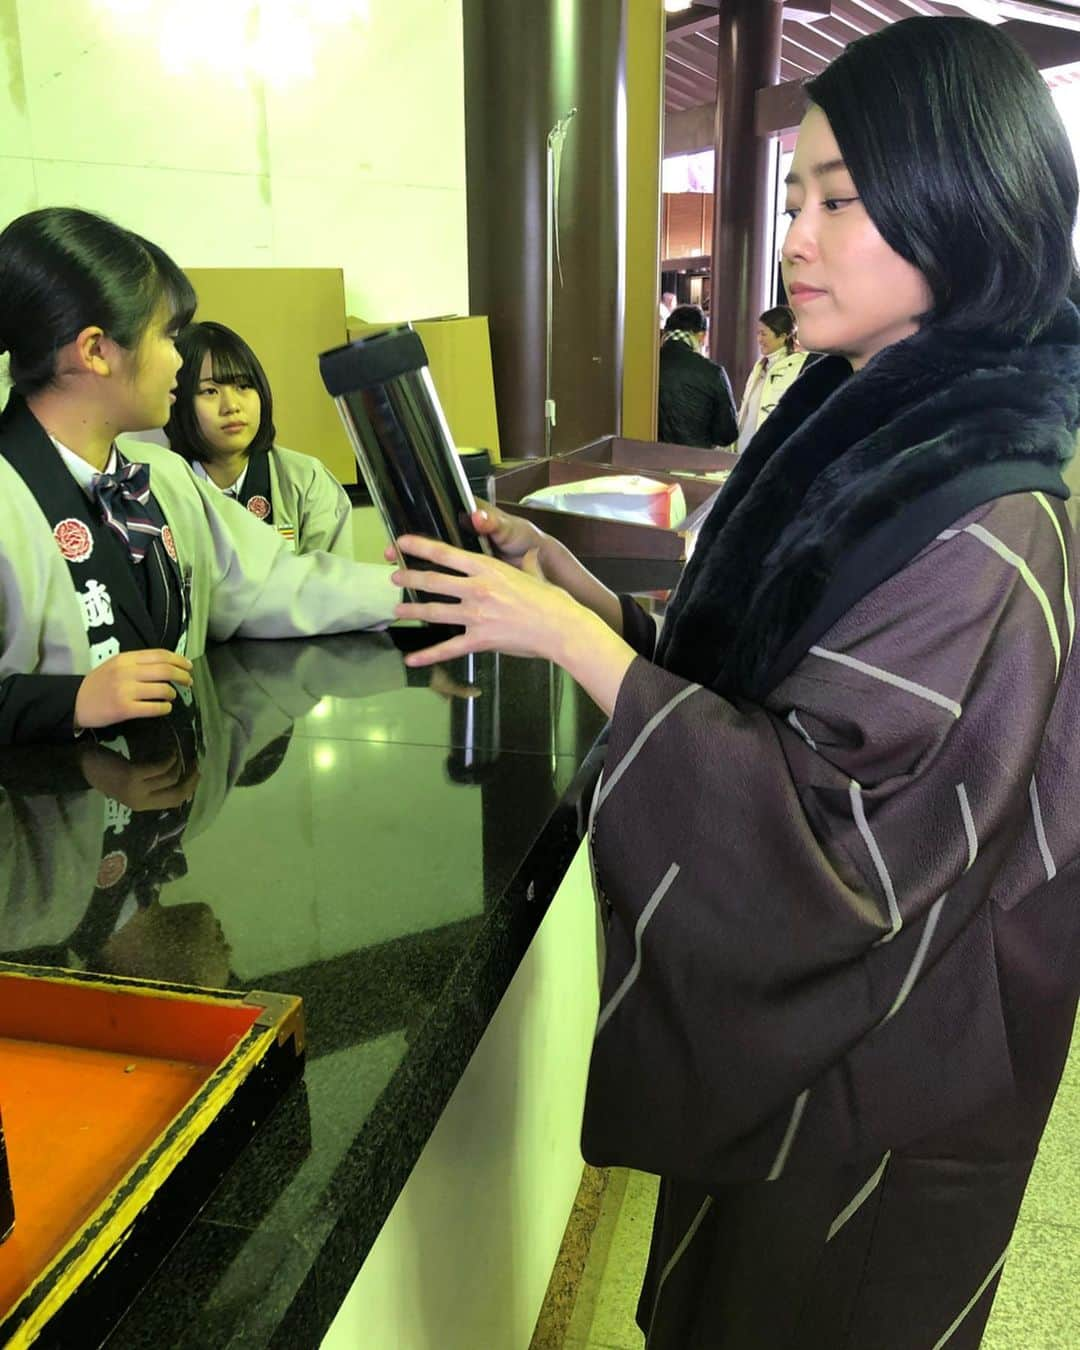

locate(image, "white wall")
[[321, 841, 599, 1350], [0, 0, 468, 319]]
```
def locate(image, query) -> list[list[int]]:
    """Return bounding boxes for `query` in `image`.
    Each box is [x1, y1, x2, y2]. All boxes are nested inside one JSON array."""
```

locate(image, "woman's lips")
[[788, 284, 827, 303], [220, 423, 247, 433]]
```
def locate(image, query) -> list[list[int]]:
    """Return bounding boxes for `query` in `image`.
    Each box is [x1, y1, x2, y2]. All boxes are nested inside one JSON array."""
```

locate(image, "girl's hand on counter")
[[75, 650, 194, 730], [390, 535, 636, 716], [79, 744, 200, 811]]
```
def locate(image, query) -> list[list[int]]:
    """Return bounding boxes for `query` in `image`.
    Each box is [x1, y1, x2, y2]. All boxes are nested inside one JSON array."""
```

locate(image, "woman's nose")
[[782, 212, 814, 264]]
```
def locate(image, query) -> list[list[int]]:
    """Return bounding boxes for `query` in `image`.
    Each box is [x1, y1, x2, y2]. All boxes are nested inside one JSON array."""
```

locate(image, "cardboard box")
[[347, 315, 502, 463], [494, 458, 720, 591], [558, 434, 739, 480]]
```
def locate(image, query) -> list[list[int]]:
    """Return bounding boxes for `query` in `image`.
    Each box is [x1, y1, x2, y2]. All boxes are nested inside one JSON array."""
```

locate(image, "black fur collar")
[[656, 303, 1080, 699]]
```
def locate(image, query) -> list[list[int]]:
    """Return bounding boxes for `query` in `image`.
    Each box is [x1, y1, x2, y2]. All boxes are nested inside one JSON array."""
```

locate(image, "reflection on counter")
[[0, 632, 607, 1348]]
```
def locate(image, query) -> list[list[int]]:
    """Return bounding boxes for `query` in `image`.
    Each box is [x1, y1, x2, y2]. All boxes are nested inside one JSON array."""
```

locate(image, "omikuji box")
[[494, 457, 722, 591], [557, 433, 739, 482], [0, 965, 304, 1348]]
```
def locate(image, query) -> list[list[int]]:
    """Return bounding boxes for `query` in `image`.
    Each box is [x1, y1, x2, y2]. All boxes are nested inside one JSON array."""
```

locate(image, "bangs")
[[207, 347, 257, 386]]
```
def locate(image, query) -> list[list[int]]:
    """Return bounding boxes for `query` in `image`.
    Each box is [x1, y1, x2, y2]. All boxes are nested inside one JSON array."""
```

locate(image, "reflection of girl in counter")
[[380, 19, 1080, 1348], [166, 321, 353, 557], [0, 208, 397, 747], [733, 305, 811, 453]]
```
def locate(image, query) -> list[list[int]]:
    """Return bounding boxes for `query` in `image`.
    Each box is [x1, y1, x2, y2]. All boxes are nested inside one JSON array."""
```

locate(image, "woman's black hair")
[[165, 321, 276, 463], [805, 16, 1079, 342], [665, 304, 707, 335], [759, 305, 797, 354], [0, 207, 196, 396]]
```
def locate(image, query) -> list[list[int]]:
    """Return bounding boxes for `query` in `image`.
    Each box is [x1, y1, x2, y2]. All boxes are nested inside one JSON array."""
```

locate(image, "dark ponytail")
[[759, 305, 797, 355], [0, 208, 196, 396]]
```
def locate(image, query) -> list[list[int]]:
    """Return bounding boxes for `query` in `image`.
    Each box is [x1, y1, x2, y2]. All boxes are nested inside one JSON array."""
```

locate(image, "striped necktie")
[[90, 460, 162, 564]]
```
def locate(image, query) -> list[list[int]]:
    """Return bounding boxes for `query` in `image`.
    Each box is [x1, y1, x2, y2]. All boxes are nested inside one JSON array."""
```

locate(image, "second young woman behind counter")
[[166, 322, 353, 557]]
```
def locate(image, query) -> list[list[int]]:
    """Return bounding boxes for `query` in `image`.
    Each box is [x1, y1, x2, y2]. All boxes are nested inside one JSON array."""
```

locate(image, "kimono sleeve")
[[583, 491, 1075, 1183]]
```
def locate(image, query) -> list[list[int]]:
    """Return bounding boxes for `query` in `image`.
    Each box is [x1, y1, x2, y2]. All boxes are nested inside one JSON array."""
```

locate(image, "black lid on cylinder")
[[319, 324, 429, 397]]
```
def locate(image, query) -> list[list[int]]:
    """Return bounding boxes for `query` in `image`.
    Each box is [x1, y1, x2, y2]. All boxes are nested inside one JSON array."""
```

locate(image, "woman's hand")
[[383, 505, 543, 571], [75, 650, 194, 730], [390, 534, 637, 715], [391, 535, 583, 665]]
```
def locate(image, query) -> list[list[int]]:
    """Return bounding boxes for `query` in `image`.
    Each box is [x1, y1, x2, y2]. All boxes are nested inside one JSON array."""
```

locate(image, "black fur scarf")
[[656, 302, 1080, 700]]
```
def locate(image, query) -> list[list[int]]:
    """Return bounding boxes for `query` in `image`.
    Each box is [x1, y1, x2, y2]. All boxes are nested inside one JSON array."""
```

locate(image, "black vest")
[[0, 398, 187, 661]]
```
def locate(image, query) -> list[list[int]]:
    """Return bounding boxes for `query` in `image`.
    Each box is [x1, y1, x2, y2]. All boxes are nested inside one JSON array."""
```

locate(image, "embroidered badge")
[[96, 850, 128, 889], [89, 636, 121, 667], [247, 495, 271, 520], [161, 524, 178, 561], [54, 517, 94, 563], [78, 579, 115, 631]]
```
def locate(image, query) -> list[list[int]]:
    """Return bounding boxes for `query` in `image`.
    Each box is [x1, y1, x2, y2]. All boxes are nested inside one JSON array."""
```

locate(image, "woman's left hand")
[[391, 534, 592, 667]]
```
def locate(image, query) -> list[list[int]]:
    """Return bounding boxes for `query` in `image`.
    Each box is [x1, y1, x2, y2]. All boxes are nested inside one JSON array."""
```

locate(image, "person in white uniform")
[[0, 208, 397, 746], [734, 305, 811, 453], [165, 321, 353, 558]]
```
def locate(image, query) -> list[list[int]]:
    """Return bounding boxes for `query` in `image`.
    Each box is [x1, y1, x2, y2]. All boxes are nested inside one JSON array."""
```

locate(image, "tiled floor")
[[565, 1022, 1080, 1350]]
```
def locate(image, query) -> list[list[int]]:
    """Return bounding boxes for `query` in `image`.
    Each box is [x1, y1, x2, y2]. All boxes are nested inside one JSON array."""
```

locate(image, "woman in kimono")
[[165, 321, 353, 557], [382, 17, 1080, 1349], [734, 305, 811, 453], [0, 208, 397, 747]]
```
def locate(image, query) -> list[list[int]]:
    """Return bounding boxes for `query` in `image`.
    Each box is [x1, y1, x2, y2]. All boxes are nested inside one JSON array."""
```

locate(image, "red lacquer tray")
[[0, 963, 304, 1348]]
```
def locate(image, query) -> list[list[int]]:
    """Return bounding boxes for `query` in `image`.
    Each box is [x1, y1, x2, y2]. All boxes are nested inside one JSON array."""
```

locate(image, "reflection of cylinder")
[[320, 327, 490, 601], [1, 1105, 14, 1243], [447, 653, 501, 784]]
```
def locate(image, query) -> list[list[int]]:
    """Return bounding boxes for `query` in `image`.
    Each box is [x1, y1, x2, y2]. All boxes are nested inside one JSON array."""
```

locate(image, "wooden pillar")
[[463, 0, 623, 459], [710, 0, 783, 392]]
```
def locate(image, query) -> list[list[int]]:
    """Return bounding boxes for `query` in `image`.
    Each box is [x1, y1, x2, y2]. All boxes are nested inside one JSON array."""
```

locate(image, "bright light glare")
[[313, 746, 337, 771], [664, 0, 694, 12], [97, 0, 370, 87]]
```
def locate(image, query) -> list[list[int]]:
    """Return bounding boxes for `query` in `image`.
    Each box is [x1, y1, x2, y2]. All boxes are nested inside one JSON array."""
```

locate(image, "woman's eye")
[[823, 197, 858, 213], [782, 207, 800, 220]]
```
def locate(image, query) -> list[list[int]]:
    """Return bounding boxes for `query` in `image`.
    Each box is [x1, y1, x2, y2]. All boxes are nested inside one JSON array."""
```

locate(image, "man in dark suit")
[[657, 304, 738, 449]]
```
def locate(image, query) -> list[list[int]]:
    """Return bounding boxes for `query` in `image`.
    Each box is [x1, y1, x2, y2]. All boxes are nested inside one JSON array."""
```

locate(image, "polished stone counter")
[[0, 632, 607, 1348]]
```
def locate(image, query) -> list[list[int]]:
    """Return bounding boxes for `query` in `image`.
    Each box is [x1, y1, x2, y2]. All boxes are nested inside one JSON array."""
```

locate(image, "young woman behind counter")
[[0, 208, 397, 747], [165, 321, 353, 558], [379, 16, 1080, 1348]]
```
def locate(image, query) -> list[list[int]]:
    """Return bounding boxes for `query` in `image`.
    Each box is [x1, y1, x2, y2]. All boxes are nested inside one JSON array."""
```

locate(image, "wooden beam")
[[781, 38, 824, 73], [1000, 17, 1080, 67], [755, 78, 810, 136], [665, 3, 721, 40], [783, 22, 843, 62], [667, 37, 718, 79], [783, 0, 832, 17], [756, 11, 1080, 138]]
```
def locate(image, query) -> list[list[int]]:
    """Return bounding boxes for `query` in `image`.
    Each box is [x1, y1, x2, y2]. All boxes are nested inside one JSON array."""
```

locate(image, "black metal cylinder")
[[320, 327, 490, 599]]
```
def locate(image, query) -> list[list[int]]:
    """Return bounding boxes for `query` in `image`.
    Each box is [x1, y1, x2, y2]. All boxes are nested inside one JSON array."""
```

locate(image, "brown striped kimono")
[[583, 489, 1079, 1348]]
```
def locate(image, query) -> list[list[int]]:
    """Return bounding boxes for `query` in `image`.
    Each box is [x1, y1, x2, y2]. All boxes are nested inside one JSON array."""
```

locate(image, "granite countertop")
[[0, 631, 607, 1349]]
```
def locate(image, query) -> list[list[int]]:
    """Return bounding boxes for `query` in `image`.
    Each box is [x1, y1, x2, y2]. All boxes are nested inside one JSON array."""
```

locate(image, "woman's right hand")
[[74, 650, 194, 730]]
